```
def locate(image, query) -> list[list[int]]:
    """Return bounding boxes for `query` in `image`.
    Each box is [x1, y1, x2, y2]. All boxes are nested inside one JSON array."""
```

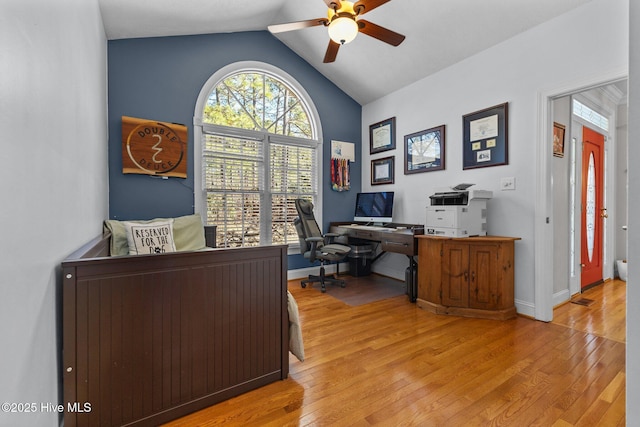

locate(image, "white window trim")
[[193, 61, 324, 250]]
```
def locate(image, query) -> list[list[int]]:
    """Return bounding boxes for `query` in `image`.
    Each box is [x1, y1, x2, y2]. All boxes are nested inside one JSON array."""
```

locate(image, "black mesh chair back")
[[293, 199, 351, 292]]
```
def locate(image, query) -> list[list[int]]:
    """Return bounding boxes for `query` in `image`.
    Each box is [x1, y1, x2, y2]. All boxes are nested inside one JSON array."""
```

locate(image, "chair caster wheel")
[[301, 283, 307, 288], [321, 288, 326, 293], [341, 283, 346, 288]]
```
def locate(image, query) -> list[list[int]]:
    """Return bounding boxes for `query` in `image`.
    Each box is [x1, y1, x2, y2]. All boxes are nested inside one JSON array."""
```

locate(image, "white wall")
[[0, 1, 108, 426], [552, 96, 571, 301], [615, 101, 628, 266], [361, 0, 628, 317], [627, 0, 639, 420]]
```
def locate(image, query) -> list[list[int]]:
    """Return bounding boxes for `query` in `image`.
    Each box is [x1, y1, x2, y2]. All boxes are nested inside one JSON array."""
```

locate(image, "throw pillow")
[[172, 213, 207, 251], [105, 214, 207, 256], [123, 220, 177, 255]]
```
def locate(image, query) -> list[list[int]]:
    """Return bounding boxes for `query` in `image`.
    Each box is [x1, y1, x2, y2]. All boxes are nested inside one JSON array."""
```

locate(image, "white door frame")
[[534, 68, 627, 322]]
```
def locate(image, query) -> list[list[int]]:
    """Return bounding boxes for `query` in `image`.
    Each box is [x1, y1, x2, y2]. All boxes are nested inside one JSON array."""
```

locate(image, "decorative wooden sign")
[[121, 116, 187, 178]]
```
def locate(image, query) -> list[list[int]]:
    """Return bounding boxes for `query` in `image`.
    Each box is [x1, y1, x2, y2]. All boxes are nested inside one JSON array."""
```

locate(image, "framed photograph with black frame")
[[404, 125, 445, 174], [462, 102, 508, 169], [371, 156, 394, 185], [369, 117, 396, 154]]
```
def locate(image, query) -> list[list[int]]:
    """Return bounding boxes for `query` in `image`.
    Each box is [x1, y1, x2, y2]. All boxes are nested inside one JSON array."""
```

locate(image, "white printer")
[[426, 184, 492, 237]]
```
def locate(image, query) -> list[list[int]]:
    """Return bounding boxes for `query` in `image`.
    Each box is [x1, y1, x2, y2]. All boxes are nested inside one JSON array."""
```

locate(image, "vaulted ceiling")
[[98, 0, 592, 105]]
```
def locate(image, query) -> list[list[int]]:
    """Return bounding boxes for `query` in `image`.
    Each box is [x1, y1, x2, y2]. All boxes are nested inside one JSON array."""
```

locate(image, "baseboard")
[[514, 298, 535, 319], [553, 289, 571, 307], [371, 265, 405, 281]]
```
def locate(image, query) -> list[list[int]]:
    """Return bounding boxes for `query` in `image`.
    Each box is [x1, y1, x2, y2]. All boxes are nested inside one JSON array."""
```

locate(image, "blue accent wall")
[[107, 31, 361, 270]]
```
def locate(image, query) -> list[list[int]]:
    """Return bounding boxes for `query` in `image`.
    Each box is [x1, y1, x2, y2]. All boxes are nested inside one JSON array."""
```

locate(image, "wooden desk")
[[416, 235, 520, 320], [330, 222, 424, 301]]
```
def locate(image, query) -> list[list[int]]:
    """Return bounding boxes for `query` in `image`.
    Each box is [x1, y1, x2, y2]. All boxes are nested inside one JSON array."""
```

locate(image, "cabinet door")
[[441, 242, 469, 307], [417, 238, 443, 303], [468, 244, 501, 310]]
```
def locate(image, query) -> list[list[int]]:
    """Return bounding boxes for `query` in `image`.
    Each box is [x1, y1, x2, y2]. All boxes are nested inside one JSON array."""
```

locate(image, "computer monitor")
[[354, 191, 394, 224]]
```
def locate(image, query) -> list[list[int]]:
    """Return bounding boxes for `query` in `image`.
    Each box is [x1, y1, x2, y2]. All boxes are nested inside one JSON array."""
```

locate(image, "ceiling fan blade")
[[353, 0, 391, 15], [357, 19, 405, 46], [323, 40, 341, 63], [268, 18, 328, 34], [322, 0, 342, 10]]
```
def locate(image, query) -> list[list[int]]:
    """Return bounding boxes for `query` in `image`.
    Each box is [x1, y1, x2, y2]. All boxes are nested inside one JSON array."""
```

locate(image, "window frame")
[[193, 61, 323, 252]]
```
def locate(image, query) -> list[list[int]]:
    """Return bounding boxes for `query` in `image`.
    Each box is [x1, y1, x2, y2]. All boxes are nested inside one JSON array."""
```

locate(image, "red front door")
[[580, 126, 606, 289]]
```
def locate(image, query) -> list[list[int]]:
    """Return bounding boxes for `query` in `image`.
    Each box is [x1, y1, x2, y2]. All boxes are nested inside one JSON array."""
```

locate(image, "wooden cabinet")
[[417, 236, 519, 320]]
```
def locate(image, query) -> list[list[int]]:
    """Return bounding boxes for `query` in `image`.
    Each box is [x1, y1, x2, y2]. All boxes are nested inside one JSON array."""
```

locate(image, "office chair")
[[294, 199, 351, 293]]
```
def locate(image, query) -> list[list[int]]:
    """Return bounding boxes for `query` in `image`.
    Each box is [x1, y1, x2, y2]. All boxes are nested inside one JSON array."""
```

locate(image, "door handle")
[[601, 208, 608, 218]]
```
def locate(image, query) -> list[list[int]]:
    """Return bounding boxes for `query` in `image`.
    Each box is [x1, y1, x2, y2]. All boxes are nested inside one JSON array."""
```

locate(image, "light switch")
[[501, 177, 515, 190]]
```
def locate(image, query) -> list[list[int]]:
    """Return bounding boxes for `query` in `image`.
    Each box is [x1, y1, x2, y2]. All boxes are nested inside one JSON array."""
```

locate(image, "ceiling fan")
[[267, 0, 405, 63]]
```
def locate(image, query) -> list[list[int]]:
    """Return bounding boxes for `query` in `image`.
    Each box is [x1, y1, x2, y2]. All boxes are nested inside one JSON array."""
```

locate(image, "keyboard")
[[348, 225, 390, 231]]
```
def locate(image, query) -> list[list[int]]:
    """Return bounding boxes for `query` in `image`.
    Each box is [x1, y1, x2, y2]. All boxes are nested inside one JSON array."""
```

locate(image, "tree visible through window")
[[201, 70, 319, 248]]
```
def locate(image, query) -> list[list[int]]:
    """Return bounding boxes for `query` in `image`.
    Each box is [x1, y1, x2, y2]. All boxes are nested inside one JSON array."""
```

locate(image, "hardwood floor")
[[552, 279, 626, 344], [164, 276, 626, 426]]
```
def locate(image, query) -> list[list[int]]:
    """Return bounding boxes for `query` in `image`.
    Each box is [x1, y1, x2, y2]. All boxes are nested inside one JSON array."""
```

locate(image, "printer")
[[426, 184, 492, 237]]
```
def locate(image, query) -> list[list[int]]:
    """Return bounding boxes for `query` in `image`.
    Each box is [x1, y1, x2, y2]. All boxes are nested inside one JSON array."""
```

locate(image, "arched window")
[[194, 62, 322, 248]]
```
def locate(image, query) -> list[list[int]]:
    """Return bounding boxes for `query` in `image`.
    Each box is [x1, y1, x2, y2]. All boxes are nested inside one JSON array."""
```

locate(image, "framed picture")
[[404, 125, 445, 174], [371, 156, 394, 185], [462, 102, 508, 169], [553, 122, 566, 157], [369, 117, 396, 154]]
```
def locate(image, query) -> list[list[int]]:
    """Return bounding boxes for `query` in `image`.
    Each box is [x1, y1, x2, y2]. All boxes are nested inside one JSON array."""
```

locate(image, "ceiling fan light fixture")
[[328, 16, 358, 45], [269, 0, 403, 63]]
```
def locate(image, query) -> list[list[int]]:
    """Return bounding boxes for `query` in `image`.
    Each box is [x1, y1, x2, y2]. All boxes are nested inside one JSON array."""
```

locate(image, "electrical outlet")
[[501, 177, 515, 190]]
